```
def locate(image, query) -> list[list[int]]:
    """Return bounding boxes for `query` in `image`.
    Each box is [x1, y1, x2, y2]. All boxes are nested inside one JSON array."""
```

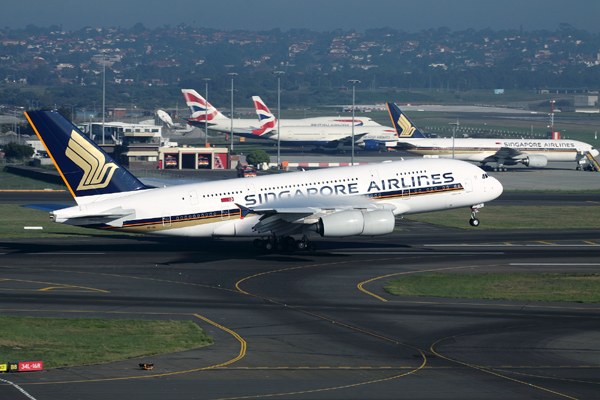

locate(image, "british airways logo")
[[65, 130, 119, 191], [183, 91, 218, 121]]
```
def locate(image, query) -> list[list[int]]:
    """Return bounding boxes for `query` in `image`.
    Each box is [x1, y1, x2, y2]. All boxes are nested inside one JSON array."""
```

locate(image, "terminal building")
[[76, 121, 230, 169]]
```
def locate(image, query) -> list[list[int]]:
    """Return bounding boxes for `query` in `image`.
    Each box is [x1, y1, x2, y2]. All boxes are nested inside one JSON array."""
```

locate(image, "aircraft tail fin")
[[181, 89, 227, 124], [251, 96, 277, 136], [25, 110, 149, 203], [386, 103, 427, 139]]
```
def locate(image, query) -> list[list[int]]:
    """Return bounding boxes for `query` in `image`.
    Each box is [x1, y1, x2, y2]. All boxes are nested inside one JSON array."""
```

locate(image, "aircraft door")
[[464, 178, 473, 193], [162, 214, 171, 227], [188, 191, 199, 206], [221, 202, 231, 221], [402, 189, 410, 200], [246, 184, 256, 197]]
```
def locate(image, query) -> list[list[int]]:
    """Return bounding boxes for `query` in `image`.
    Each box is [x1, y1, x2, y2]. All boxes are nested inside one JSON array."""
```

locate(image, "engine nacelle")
[[316, 210, 395, 237], [317, 210, 364, 237], [522, 154, 548, 168], [361, 210, 395, 236], [360, 139, 381, 151]]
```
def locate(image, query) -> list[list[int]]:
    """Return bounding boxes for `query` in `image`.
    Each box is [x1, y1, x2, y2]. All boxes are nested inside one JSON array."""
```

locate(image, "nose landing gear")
[[469, 204, 483, 227]]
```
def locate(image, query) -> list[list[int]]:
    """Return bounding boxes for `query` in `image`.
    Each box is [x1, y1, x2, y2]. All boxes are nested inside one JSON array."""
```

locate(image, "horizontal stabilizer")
[[21, 203, 73, 212]]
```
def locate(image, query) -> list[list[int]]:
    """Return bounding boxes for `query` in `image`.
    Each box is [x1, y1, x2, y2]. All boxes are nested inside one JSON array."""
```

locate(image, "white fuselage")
[[52, 159, 502, 237], [399, 138, 598, 162], [205, 115, 398, 145]]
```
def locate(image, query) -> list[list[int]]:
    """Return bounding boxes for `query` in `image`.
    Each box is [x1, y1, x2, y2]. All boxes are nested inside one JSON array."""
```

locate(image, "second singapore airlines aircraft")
[[387, 103, 600, 171], [25, 110, 503, 252]]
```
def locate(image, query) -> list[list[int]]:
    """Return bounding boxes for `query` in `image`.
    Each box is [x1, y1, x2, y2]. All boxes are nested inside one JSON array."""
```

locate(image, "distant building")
[[574, 95, 598, 107]]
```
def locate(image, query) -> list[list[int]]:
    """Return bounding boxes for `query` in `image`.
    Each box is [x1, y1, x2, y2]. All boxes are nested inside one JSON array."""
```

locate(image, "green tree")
[[2, 142, 35, 159], [246, 149, 270, 167]]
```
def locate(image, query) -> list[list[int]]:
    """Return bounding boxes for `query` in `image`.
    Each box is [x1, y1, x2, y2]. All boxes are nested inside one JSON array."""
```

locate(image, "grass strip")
[[0, 205, 137, 238], [0, 170, 66, 191], [1, 204, 598, 239], [404, 206, 600, 229], [384, 273, 600, 303], [0, 316, 212, 369]]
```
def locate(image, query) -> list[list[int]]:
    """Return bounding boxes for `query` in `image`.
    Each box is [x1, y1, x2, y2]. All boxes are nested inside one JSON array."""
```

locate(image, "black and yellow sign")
[[0, 363, 7, 372]]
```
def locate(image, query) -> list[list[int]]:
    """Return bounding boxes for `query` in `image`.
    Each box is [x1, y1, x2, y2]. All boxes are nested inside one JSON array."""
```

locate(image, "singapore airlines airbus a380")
[[25, 110, 503, 252]]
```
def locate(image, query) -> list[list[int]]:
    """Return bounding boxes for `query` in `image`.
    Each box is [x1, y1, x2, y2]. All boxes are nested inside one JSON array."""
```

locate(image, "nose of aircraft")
[[490, 176, 504, 199]]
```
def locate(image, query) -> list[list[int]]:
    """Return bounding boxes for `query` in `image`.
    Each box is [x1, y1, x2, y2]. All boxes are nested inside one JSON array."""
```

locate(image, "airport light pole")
[[102, 50, 106, 145], [203, 77, 210, 147], [227, 72, 237, 152], [272, 70, 285, 168], [450, 119, 459, 159], [348, 79, 361, 166]]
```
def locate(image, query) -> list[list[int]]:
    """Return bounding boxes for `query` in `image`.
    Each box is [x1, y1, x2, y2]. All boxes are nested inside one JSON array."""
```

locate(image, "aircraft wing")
[[482, 147, 528, 162], [390, 140, 418, 149], [237, 201, 405, 237]]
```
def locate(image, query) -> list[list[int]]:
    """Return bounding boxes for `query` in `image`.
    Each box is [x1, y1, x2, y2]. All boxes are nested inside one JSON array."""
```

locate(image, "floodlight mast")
[[203, 77, 210, 147], [272, 70, 285, 168], [227, 73, 237, 152], [348, 79, 360, 165]]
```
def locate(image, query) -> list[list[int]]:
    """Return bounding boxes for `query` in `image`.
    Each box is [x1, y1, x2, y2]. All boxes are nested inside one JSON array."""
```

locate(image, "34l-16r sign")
[[7, 361, 44, 372]]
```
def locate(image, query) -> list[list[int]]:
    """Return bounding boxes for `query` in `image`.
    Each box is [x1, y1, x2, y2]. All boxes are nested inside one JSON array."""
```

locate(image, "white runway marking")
[[0, 378, 37, 400], [510, 263, 600, 266], [330, 251, 504, 255]]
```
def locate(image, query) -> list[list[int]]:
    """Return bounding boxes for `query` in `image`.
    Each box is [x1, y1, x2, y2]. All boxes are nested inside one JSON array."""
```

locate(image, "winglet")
[[386, 103, 427, 139], [25, 110, 148, 202]]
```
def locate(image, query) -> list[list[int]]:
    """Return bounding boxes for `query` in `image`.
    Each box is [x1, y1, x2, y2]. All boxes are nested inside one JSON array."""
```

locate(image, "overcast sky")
[[2, 0, 599, 33]]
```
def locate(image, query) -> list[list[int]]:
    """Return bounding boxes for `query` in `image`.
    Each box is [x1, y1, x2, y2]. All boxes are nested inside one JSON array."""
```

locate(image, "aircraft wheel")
[[253, 239, 263, 248], [263, 240, 274, 251], [307, 243, 317, 252], [296, 240, 306, 250], [284, 243, 295, 253], [493, 167, 498, 172], [469, 218, 480, 227]]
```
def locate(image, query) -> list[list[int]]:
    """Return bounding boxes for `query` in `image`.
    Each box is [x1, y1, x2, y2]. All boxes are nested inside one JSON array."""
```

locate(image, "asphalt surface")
[[1, 166, 600, 399], [1, 221, 600, 400]]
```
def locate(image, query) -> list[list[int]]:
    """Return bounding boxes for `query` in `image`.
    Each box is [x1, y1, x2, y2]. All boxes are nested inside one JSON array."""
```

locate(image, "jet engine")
[[316, 210, 395, 237], [359, 139, 381, 151], [522, 154, 548, 168]]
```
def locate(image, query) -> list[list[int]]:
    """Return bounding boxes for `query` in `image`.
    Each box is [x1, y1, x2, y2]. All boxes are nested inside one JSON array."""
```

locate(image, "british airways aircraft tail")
[[181, 89, 228, 125], [25, 110, 149, 203], [386, 103, 427, 139], [251, 96, 277, 136]]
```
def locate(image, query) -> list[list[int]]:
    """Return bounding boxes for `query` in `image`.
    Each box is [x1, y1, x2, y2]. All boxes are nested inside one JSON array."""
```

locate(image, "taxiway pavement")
[[1, 225, 599, 400]]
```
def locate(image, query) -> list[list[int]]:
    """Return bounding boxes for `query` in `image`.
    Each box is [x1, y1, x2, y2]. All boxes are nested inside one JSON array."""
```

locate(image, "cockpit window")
[[482, 173, 489, 179]]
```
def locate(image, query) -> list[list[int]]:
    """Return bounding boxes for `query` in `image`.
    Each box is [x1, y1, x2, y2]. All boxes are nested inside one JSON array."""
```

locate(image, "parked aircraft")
[[24, 110, 503, 251], [387, 103, 600, 171], [181, 89, 261, 134], [182, 89, 394, 149], [251, 96, 399, 150]]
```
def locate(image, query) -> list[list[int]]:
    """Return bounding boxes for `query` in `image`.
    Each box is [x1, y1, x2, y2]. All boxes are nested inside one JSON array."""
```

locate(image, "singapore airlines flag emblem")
[[65, 130, 119, 191]]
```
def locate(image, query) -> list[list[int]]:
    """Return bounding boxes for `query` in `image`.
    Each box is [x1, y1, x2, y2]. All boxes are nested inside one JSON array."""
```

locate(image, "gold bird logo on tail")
[[396, 114, 416, 137], [65, 130, 119, 191]]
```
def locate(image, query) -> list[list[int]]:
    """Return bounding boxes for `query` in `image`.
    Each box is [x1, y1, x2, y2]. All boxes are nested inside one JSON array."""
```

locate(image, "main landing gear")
[[469, 204, 482, 227], [253, 235, 316, 253]]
